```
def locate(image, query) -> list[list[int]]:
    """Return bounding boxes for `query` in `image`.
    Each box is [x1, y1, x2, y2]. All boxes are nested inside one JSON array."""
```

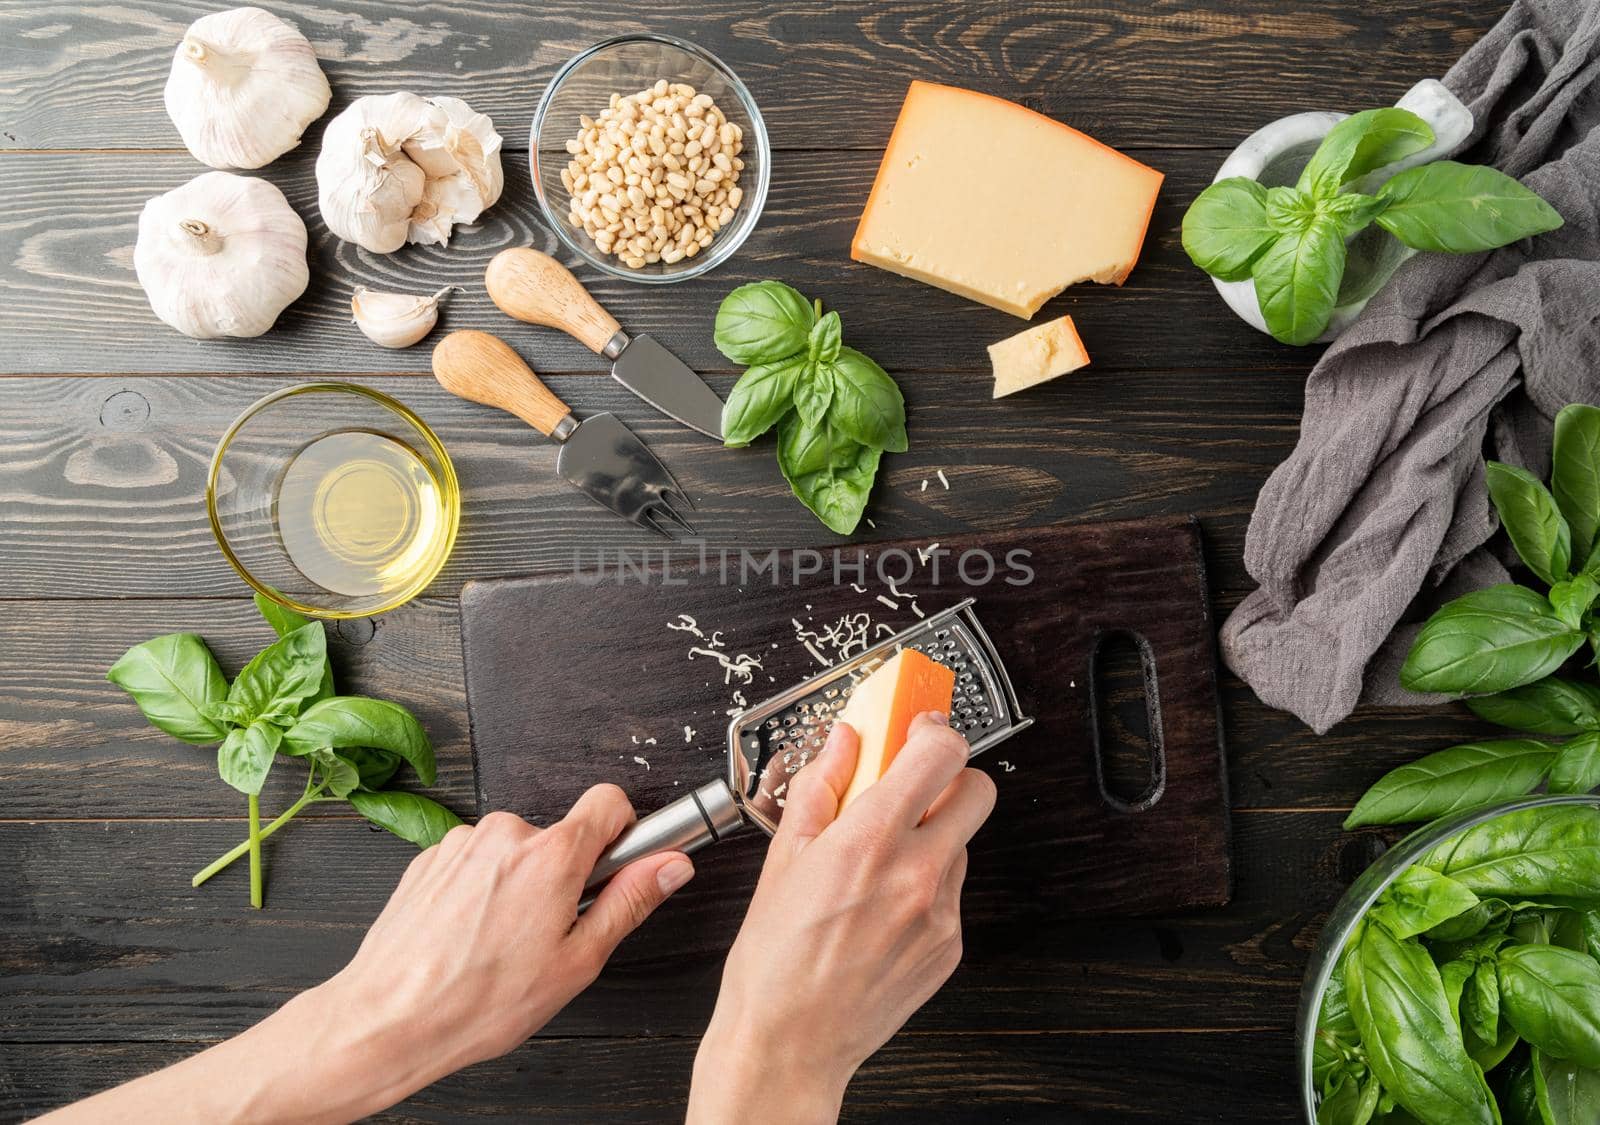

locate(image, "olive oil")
[[273, 430, 449, 598]]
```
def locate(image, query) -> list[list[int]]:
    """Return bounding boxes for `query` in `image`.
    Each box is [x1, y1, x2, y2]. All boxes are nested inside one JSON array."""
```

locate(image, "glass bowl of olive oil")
[[208, 383, 460, 619]]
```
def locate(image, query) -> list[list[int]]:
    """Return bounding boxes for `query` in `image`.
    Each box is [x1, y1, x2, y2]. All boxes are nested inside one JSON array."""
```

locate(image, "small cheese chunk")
[[988, 315, 1090, 398], [836, 648, 957, 810], [851, 81, 1163, 319]]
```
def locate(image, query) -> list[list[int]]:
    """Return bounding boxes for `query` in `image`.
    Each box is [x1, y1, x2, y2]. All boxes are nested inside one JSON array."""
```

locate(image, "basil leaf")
[[200, 699, 254, 727], [1486, 461, 1573, 585], [1265, 185, 1319, 234], [1344, 921, 1498, 1124], [1428, 900, 1512, 945], [1551, 575, 1600, 631], [713, 280, 815, 365], [1319, 192, 1390, 238], [1321, 958, 1359, 1039], [226, 621, 327, 725], [1498, 944, 1600, 1069], [807, 310, 841, 367], [1400, 584, 1585, 695], [1316, 1069, 1381, 1125], [217, 720, 281, 796], [1253, 213, 1345, 346], [1553, 404, 1600, 566], [282, 696, 436, 786], [253, 592, 334, 701], [107, 633, 230, 745], [1298, 108, 1435, 197], [1503, 1059, 1542, 1125], [304, 747, 359, 798], [1548, 733, 1600, 795], [1470, 678, 1600, 736], [1370, 865, 1481, 939], [721, 353, 806, 447], [253, 591, 312, 638], [1421, 805, 1600, 905], [1344, 740, 1556, 828], [1180, 177, 1278, 281], [776, 415, 880, 536], [337, 746, 402, 792], [1375, 161, 1563, 253], [828, 346, 908, 453], [793, 361, 834, 430], [1464, 959, 1501, 1051], [1533, 1048, 1600, 1125], [347, 790, 462, 849]]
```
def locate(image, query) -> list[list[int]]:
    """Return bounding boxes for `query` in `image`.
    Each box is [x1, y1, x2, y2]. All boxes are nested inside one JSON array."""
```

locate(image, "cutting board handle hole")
[[1089, 630, 1166, 812]]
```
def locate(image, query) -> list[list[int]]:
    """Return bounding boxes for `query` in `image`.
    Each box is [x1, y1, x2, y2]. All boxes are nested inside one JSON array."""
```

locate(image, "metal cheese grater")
[[583, 598, 1032, 899]]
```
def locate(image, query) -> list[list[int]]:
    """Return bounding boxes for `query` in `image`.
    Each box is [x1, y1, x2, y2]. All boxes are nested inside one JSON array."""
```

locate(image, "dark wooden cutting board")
[[459, 515, 1230, 917]]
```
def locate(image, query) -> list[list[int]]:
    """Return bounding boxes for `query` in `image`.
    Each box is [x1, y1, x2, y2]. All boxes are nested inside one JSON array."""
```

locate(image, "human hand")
[[688, 712, 995, 1124], [35, 786, 692, 1125], [323, 787, 695, 1100]]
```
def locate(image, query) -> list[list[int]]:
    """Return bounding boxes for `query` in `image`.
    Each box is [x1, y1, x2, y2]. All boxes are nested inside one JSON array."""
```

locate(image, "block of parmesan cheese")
[[836, 648, 957, 810], [987, 315, 1090, 398], [851, 81, 1163, 319]]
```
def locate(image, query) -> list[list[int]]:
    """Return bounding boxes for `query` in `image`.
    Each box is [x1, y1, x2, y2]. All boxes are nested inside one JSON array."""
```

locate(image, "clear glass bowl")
[[1298, 793, 1600, 1121], [530, 33, 770, 283], [207, 383, 460, 619]]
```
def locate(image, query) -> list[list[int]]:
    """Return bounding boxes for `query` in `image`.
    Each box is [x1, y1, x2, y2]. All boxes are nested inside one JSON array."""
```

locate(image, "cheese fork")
[[431, 330, 695, 539]]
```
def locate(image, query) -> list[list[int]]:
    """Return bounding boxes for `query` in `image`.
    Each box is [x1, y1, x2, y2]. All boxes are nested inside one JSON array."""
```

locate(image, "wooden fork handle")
[[432, 330, 573, 438], [485, 247, 624, 356]]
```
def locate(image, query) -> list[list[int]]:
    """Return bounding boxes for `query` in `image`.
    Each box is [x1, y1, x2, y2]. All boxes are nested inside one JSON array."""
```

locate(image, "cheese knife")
[[431, 329, 694, 538], [485, 247, 726, 441]]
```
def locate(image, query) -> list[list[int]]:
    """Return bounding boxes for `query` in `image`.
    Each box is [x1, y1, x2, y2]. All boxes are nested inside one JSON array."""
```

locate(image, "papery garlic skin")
[[317, 93, 504, 252], [351, 286, 457, 348], [135, 171, 309, 339], [164, 7, 331, 171]]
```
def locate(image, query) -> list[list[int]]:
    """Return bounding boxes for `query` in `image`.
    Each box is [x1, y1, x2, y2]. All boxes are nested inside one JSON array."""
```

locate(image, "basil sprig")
[[715, 281, 906, 534], [1316, 806, 1600, 1123], [1183, 106, 1563, 345], [107, 593, 461, 907]]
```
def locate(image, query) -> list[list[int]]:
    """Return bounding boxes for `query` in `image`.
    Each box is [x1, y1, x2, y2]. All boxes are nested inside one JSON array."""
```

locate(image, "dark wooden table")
[[0, 2, 1513, 1120]]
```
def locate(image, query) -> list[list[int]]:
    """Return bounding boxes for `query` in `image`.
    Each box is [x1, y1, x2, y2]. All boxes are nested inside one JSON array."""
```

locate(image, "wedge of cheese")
[[851, 81, 1163, 319], [988, 315, 1090, 398], [836, 648, 957, 810]]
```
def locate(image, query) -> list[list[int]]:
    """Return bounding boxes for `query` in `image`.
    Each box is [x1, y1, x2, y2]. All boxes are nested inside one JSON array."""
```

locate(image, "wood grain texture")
[[0, 813, 1384, 1041], [0, 0, 1501, 152], [1, 1031, 1297, 1123], [0, 372, 1294, 598], [0, 595, 1503, 820], [0, 148, 1312, 375], [463, 518, 1230, 916]]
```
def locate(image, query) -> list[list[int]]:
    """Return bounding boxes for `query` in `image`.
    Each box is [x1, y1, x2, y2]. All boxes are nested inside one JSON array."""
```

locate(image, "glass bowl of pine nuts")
[[531, 34, 770, 283]]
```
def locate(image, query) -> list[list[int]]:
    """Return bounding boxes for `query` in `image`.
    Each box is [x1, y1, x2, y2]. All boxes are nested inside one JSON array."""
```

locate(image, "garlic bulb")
[[351, 286, 457, 348], [164, 7, 331, 170], [134, 171, 309, 339], [316, 93, 504, 253]]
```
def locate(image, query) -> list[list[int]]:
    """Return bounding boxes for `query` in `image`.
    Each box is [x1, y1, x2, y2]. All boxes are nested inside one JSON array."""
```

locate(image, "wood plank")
[[0, 147, 1316, 375], [0, 1030, 1296, 1122], [0, 594, 1505, 821], [0, 811, 1382, 1041], [0, 0, 1500, 153], [0, 371, 1295, 598]]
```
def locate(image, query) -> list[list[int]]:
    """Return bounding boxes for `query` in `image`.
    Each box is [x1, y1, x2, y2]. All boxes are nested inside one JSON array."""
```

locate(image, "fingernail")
[[658, 858, 694, 895], [925, 711, 949, 726]]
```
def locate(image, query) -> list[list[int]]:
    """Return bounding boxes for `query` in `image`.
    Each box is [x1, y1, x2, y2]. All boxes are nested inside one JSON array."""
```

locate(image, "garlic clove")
[[350, 285, 458, 349], [164, 7, 331, 170], [317, 92, 503, 253], [135, 171, 309, 339]]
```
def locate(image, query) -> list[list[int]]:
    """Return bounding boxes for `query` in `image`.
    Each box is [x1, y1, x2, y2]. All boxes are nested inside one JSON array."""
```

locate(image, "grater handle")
[[581, 780, 744, 904]]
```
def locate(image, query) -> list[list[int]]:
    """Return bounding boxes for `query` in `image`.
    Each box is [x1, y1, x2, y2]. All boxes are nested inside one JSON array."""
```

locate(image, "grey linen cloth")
[[1220, 0, 1600, 734]]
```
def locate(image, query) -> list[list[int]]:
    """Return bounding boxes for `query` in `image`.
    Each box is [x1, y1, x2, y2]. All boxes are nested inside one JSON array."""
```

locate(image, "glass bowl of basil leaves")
[[1301, 794, 1600, 1123], [530, 33, 770, 283]]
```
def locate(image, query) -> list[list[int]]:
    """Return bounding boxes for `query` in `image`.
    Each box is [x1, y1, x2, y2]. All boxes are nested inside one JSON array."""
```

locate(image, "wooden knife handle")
[[432, 330, 572, 438], [485, 247, 623, 356]]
